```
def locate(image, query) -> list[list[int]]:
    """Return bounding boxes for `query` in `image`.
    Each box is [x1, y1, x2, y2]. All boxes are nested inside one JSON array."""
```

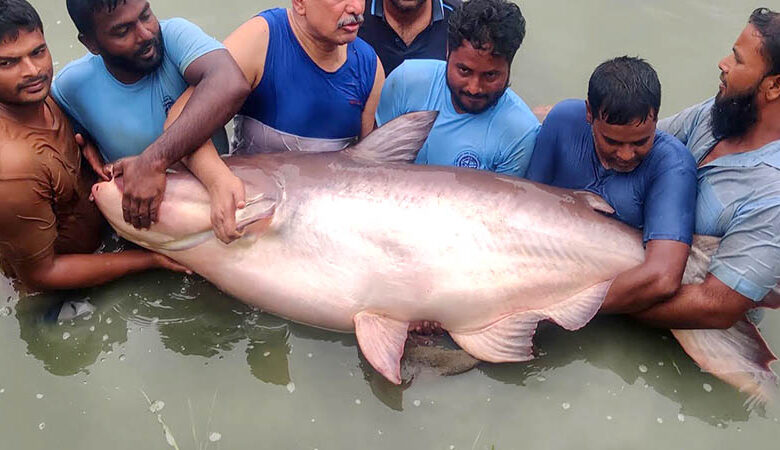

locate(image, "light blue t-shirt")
[[659, 97, 780, 302], [51, 18, 223, 162], [376, 59, 540, 177]]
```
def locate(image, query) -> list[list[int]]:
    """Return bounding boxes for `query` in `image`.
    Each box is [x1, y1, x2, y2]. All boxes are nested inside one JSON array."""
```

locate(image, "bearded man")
[[375, 0, 539, 177], [634, 7, 780, 328]]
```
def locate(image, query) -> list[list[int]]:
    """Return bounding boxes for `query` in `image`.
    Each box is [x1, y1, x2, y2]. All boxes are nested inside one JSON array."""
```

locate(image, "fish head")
[[91, 174, 214, 251]]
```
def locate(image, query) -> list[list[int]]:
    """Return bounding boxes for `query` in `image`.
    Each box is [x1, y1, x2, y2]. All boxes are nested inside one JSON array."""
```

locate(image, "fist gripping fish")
[[91, 112, 778, 403]]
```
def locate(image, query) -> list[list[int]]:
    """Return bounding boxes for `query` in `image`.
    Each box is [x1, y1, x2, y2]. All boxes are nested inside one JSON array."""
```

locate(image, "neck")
[[726, 104, 780, 150], [288, 9, 343, 67], [0, 99, 50, 128], [103, 60, 146, 84], [383, 0, 432, 25]]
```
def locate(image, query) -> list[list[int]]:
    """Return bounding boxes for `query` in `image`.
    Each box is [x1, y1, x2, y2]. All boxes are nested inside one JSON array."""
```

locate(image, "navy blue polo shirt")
[[359, 0, 460, 74]]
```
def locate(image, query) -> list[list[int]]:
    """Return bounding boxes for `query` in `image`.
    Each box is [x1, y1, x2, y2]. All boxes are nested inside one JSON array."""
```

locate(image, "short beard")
[[448, 82, 507, 114], [711, 87, 759, 140], [389, 0, 427, 13], [100, 29, 165, 77]]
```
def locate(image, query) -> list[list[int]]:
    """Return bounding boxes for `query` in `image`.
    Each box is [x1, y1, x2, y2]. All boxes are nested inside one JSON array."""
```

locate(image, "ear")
[[585, 100, 594, 124], [291, 0, 306, 16], [765, 74, 780, 102], [77, 33, 100, 56]]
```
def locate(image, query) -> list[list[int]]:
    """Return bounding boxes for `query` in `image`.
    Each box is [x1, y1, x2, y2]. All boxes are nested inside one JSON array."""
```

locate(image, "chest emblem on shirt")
[[162, 95, 175, 114], [455, 151, 481, 169]]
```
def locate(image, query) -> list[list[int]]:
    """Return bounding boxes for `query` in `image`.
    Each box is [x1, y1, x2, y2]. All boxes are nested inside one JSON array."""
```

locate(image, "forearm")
[[22, 250, 159, 291], [183, 141, 233, 189], [631, 283, 751, 329], [600, 265, 679, 314], [145, 68, 248, 168]]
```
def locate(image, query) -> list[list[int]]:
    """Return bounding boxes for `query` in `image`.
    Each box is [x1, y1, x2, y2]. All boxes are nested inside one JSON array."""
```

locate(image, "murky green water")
[[2, 1, 778, 449]]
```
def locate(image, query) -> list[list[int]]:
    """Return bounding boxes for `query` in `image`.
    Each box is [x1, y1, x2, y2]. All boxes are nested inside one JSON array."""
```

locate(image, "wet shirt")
[[659, 97, 780, 302], [376, 59, 539, 177], [237, 8, 377, 141], [0, 97, 104, 276], [51, 18, 223, 162], [526, 99, 697, 244], [358, 0, 460, 74]]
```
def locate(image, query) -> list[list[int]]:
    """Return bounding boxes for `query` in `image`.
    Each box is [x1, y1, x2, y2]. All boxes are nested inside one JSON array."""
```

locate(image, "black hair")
[[0, 0, 43, 43], [587, 56, 662, 125], [66, 0, 126, 36], [749, 7, 780, 76], [448, 0, 526, 64]]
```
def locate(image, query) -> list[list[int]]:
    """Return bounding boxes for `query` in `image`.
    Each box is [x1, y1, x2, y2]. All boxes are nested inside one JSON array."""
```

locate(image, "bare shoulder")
[[224, 15, 271, 88]]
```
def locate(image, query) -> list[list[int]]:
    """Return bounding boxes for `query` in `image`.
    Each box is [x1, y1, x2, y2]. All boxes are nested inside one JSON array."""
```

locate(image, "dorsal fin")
[[345, 111, 438, 163]]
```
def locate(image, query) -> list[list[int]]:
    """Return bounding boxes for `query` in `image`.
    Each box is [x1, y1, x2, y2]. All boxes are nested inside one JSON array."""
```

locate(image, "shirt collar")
[[702, 139, 780, 169], [370, 0, 446, 22]]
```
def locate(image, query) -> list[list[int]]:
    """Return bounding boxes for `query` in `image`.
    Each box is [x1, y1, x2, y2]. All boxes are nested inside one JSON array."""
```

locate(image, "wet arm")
[[600, 240, 689, 314], [630, 273, 754, 329], [139, 49, 250, 171], [16, 251, 180, 291], [361, 57, 386, 138]]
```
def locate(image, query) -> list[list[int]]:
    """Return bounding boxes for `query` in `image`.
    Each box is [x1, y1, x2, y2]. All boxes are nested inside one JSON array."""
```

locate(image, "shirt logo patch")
[[162, 95, 175, 114], [455, 151, 481, 169]]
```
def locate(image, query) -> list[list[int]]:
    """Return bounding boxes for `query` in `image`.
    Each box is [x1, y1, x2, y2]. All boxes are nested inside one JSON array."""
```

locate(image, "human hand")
[[108, 155, 167, 229], [409, 320, 444, 335], [206, 174, 247, 244], [151, 253, 192, 274], [75, 133, 110, 181]]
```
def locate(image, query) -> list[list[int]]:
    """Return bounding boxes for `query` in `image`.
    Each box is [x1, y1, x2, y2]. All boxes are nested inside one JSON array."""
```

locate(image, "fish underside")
[[93, 111, 779, 406]]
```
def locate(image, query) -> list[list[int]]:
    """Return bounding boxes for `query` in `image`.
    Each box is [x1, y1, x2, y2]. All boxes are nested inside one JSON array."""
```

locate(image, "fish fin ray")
[[346, 111, 438, 163], [354, 312, 409, 384], [672, 321, 779, 407], [450, 281, 611, 363], [236, 195, 277, 232]]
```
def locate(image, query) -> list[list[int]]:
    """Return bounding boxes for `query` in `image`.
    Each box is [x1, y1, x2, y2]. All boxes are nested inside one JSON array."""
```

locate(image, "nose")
[[465, 76, 482, 95], [20, 57, 39, 78], [616, 146, 635, 162], [135, 22, 154, 42], [718, 55, 730, 75], [345, 0, 363, 15]]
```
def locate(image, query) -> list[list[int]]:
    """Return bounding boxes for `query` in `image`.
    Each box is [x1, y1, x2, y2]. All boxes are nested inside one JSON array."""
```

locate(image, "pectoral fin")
[[450, 281, 611, 363], [236, 194, 277, 233], [354, 312, 410, 385], [672, 321, 778, 407]]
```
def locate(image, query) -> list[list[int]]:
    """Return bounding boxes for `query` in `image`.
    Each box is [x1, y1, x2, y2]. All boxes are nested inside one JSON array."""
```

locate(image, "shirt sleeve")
[[0, 177, 57, 268], [162, 18, 224, 75], [524, 118, 560, 184], [708, 202, 780, 302], [657, 98, 713, 145], [375, 62, 409, 127], [642, 153, 697, 244], [493, 124, 540, 177]]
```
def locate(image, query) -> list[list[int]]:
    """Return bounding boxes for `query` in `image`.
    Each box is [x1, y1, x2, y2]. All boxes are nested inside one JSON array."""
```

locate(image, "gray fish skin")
[[91, 112, 777, 400]]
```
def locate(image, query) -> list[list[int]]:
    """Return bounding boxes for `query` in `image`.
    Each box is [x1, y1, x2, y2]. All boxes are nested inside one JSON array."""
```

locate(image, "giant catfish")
[[91, 112, 778, 404]]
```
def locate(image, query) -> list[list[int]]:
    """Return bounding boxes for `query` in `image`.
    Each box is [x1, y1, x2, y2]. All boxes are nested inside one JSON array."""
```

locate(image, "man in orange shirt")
[[0, 0, 185, 292]]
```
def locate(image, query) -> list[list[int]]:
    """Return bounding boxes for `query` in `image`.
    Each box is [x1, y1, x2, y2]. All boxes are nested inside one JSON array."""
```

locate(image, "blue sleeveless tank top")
[[238, 8, 378, 140]]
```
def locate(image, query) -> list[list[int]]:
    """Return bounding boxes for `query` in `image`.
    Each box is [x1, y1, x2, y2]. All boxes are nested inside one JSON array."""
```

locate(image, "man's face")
[[711, 24, 770, 139], [446, 41, 510, 115], [587, 105, 657, 173], [0, 29, 53, 106], [388, 0, 427, 13], [300, 0, 365, 46], [86, 0, 163, 76]]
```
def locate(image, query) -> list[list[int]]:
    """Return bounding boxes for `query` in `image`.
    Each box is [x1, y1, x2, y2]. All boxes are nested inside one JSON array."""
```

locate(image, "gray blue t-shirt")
[[51, 18, 223, 162], [375, 59, 540, 177], [659, 97, 780, 302]]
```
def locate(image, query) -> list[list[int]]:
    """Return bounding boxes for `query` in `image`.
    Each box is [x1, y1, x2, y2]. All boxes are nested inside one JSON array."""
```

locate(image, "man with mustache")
[[525, 57, 697, 315], [0, 0, 186, 292], [633, 7, 780, 329], [358, 0, 461, 75], [52, 0, 251, 243], [375, 0, 539, 177], [170, 0, 383, 157]]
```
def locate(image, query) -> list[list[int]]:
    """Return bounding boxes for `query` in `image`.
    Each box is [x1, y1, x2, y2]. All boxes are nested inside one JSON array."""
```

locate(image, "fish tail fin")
[[449, 281, 611, 363], [672, 320, 779, 407], [345, 111, 438, 164]]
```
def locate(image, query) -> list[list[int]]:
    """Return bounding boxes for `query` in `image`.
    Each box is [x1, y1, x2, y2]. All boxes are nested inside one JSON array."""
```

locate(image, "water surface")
[[2, 1, 778, 449]]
